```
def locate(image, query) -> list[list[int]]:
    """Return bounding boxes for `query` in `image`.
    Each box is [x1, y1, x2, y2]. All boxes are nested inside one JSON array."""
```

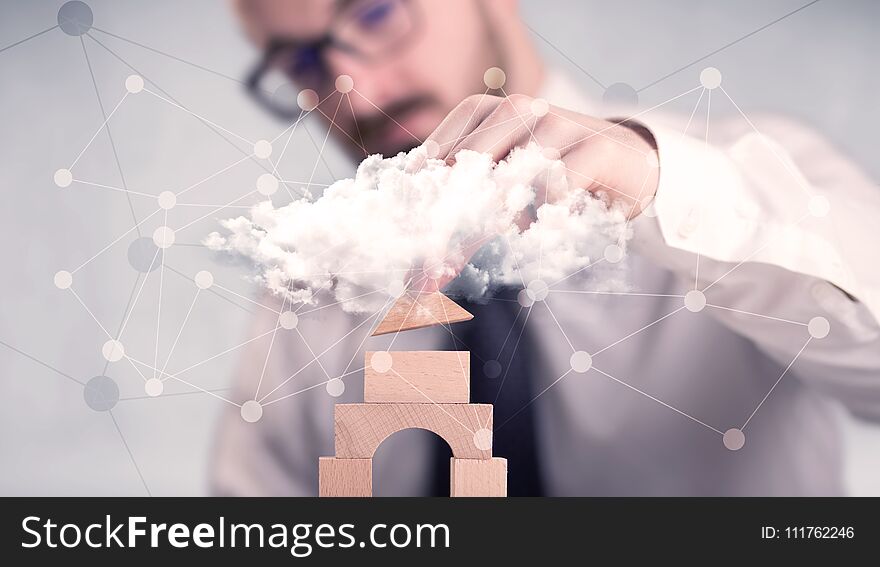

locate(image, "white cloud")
[[205, 143, 629, 313]]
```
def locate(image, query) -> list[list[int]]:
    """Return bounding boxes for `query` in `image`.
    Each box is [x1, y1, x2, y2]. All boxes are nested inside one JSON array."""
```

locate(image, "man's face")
[[239, 0, 501, 157]]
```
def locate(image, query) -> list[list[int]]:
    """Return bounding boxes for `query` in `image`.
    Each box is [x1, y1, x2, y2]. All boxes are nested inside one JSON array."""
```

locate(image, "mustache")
[[347, 95, 437, 146]]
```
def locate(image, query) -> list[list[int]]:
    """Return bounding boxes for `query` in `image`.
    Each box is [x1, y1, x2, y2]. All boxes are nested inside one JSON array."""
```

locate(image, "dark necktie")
[[429, 287, 545, 496]]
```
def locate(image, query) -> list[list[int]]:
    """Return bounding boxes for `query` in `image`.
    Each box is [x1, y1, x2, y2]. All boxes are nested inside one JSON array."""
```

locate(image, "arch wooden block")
[[371, 292, 473, 336], [334, 403, 492, 459], [450, 457, 507, 497], [319, 457, 372, 497], [364, 351, 470, 403]]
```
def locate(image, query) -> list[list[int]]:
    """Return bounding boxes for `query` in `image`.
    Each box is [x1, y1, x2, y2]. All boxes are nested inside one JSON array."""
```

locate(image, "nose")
[[324, 49, 398, 115]]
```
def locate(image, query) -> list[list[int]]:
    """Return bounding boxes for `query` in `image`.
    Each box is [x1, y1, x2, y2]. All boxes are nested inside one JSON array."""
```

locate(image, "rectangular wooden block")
[[335, 403, 493, 459], [364, 351, 470, 403], [318, 457, 372, 497], [451, 458, 507, 497]]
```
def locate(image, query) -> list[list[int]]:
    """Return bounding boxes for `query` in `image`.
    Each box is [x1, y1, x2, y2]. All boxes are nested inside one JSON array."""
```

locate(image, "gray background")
[[1, 0, 877, 495]]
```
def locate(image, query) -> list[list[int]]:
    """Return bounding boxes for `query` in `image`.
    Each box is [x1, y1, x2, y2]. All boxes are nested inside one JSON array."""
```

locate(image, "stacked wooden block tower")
[[319, 291, 508, 497]]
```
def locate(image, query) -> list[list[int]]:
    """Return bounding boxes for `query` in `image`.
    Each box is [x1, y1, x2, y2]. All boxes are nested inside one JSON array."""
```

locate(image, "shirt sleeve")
[[209, 294, 340, 496], [631, 115, 880, 421]]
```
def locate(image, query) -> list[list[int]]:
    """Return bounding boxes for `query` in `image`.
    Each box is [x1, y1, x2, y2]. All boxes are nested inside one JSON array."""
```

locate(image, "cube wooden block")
[[372, 292, 474, 336], [319, 457, 372, 497], [450, 457, 507, 497], [334, 403, 493, 459], [364, 351, 470, 403]]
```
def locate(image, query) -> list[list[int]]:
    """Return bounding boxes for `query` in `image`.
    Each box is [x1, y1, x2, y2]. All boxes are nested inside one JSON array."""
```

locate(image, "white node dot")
[[483, 67, 506, 89], [604, 243, 624, 263], [723, 428, 745, 451], [326, 378, 345, 397], [423, 257, 445, 280], [256, 173, 279, 196], [370, 351, 393, 374], [808, 316, 830, 339], [297, 88, 319, 111], [526, 279, 549, 302], [541, 146, 561, 161], [684, 290, 706, 312], [102, 339, 125, 362], [517, 288, 535, 308], [700, 67, 722, 89], [645, 151, 660, 168], [424, 139, 440, 159], [144, 378, 163, 397], [54, 168, 72, 188], [808, 195, 830, 218], [240, 400, 263, 423], [194, 270, 214, 290], [125, 74, 144, 94], [530, 97, 549, 117], [54, 270, 72, 290], [152, 226, 175, 249], [473, 428, 493, 451], [335, 74, 354, 93], [157, 191, 176, 210], [570, 350, 593, 373], [387, 280, 406, 298], [253, 139, 273, 159], [279, 310, 299, 330]]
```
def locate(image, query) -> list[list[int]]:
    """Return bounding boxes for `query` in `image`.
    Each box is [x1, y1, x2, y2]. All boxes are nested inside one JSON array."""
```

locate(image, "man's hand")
[[408, 93, 659, 293], [425, 94, 660, 219]]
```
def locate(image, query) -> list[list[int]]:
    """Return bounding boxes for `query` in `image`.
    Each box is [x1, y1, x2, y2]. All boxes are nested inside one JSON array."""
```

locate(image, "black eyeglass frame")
[[245, 0, 422, 120]]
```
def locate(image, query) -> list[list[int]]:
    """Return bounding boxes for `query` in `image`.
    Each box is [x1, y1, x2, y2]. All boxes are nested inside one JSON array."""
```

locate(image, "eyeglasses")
[[246, 0, 422, 120]]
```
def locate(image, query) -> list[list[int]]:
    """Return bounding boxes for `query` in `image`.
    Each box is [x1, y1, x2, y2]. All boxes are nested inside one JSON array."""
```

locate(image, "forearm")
[[631, 116, 880, 420]]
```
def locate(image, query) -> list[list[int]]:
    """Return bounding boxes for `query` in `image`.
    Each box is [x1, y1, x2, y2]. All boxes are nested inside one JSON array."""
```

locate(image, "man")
[[212, 0, 880, 495]]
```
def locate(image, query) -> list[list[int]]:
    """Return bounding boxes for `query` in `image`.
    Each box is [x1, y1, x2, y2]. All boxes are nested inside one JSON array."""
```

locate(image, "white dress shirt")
[[210, 69, 880, 496]]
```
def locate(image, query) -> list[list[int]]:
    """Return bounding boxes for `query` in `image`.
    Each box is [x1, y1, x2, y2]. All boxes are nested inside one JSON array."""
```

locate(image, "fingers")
[[425, 94, 505, 160], [428, 94, 564, 165], [443, 94, 538, 164], [424, 93, 653, 218]]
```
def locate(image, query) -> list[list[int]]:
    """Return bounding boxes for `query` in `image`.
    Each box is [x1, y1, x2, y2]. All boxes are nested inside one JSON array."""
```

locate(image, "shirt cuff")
[[633, 121, 880, 323]]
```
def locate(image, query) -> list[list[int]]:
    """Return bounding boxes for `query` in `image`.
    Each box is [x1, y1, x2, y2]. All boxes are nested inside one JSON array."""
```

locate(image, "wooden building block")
[[372, 292, 473, 336], [450, 458, 507, 497], [364, 351, 470, 403], [318, 457, 372, 497], [334, 403, 492, 459]]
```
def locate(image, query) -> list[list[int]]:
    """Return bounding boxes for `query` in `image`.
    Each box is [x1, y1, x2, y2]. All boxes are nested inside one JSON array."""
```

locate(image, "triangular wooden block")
[[371, 292, 474, 336]]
